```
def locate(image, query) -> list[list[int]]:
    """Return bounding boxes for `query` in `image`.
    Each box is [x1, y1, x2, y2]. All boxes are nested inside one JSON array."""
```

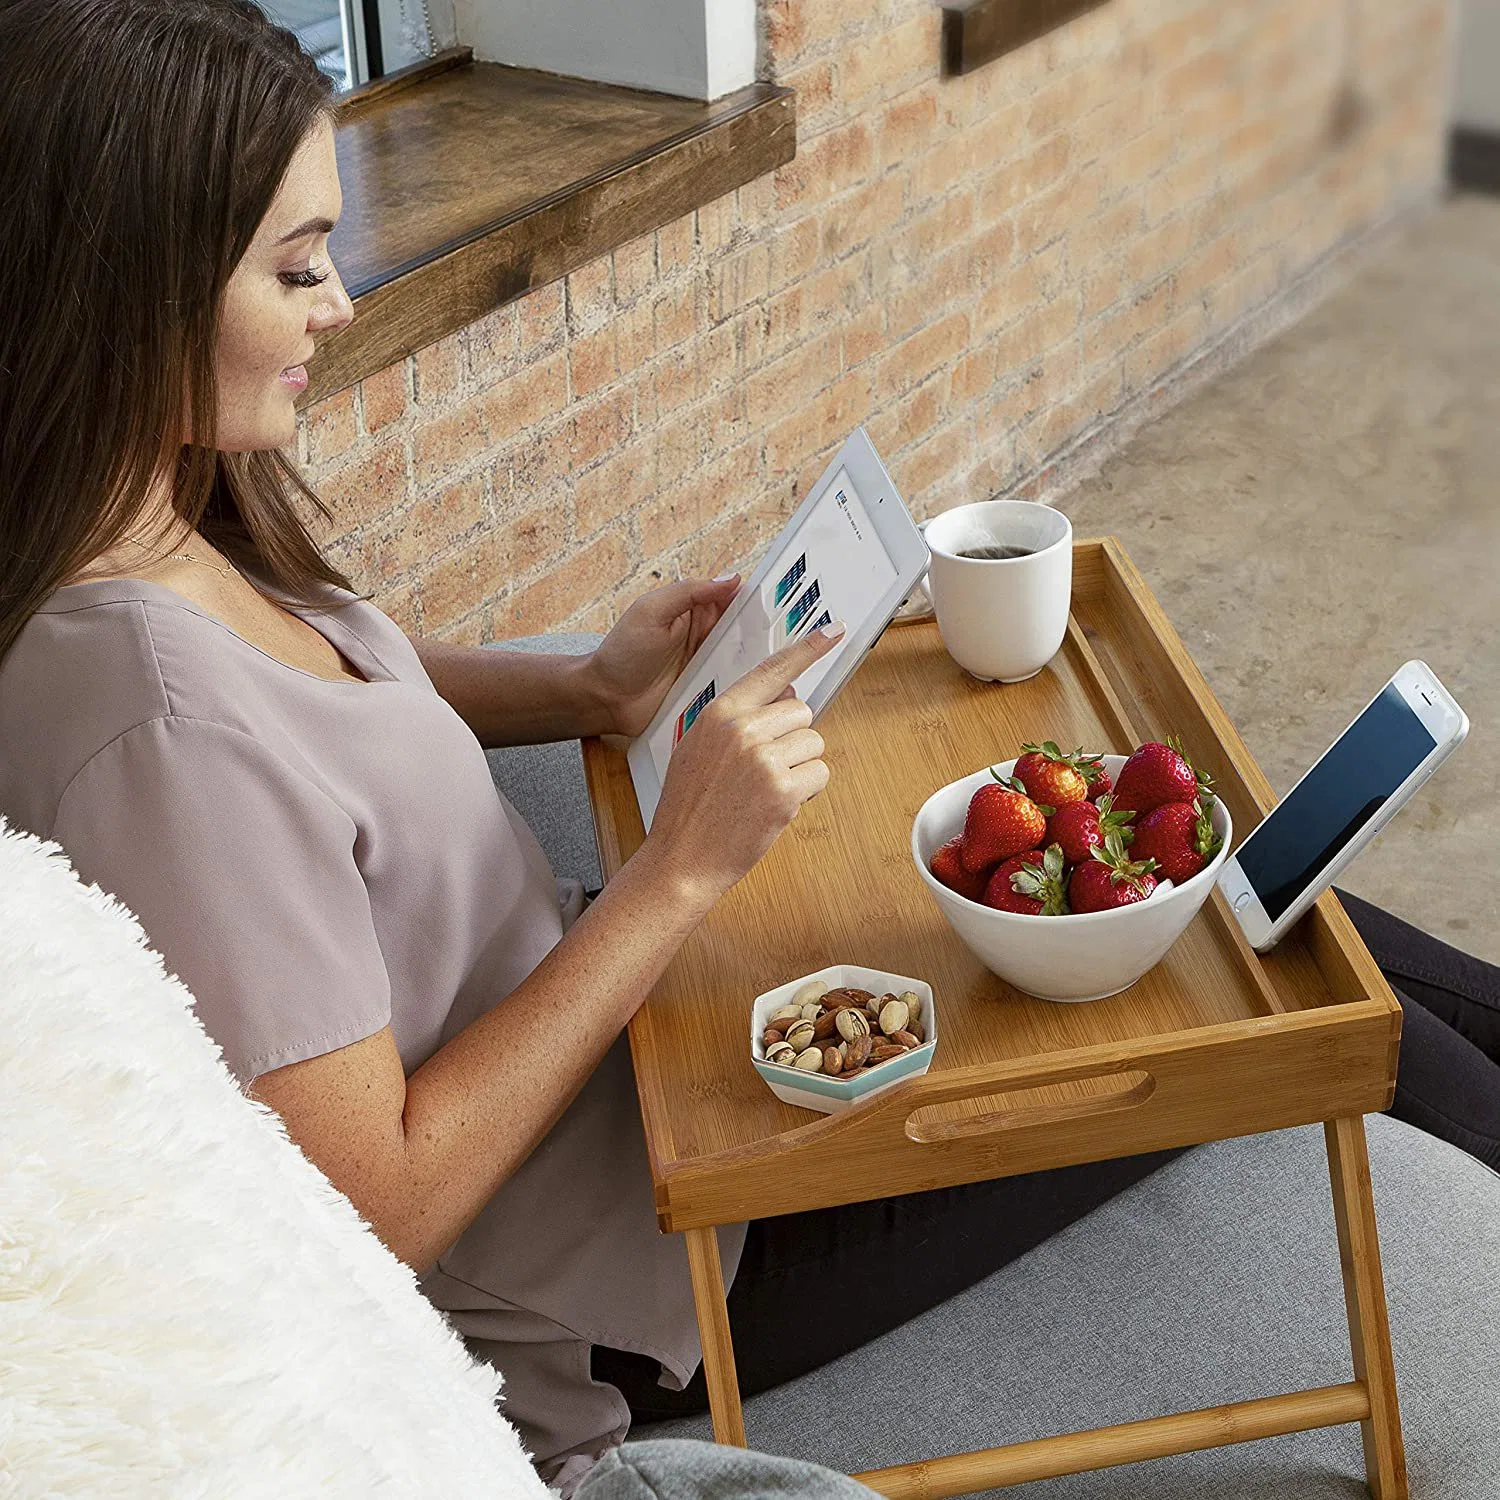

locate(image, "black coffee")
[[957, 543, 1034, 560]]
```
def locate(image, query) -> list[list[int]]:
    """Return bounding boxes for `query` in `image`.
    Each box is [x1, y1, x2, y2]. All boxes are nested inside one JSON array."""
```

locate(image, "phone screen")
[[1235, 684, 1435, 921]]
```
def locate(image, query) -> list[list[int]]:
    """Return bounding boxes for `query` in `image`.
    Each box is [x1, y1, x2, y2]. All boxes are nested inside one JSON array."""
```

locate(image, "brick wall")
[[298, 0, 1451, 645]]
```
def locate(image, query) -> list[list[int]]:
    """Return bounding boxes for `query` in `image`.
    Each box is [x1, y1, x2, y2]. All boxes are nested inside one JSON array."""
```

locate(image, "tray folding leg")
[[685, 1226, 747, 1448], [681, 1116, 1408, 1500], [1326, 1115, 1409, 1500]]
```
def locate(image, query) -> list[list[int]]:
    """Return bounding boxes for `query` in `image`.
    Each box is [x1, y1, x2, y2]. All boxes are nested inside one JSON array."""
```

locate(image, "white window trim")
[[451, 0, 756, 101]]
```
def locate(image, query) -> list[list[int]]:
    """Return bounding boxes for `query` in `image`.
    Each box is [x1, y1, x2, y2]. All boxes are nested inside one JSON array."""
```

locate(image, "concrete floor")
[[1056, 194, 1500, 964]]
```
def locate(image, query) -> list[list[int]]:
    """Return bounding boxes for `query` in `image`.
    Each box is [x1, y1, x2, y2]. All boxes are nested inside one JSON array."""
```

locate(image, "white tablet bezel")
[[625, 427, 929, 831]]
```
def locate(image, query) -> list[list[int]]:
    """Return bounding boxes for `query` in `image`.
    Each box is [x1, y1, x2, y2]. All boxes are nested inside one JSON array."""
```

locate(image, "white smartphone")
[[1217, 660, 1468, 951]]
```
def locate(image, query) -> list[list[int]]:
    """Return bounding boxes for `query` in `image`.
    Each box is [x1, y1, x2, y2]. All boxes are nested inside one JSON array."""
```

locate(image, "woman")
[[3, 2, 1498, 1493]]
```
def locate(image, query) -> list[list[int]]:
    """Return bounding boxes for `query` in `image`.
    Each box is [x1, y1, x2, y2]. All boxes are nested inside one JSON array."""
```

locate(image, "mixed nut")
[[760, 980, 928, 1077]]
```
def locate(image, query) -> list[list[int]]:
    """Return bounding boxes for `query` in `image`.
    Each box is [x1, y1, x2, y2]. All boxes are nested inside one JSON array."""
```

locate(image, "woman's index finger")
[[717, 621, 847, 709]]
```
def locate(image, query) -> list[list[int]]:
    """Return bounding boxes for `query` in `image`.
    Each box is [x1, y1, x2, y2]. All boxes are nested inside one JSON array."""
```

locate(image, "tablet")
[[627, 427, 929, 830]]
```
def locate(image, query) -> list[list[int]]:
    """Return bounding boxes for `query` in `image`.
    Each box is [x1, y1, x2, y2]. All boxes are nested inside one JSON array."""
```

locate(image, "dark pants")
[[595, 889, 1500, 1420]]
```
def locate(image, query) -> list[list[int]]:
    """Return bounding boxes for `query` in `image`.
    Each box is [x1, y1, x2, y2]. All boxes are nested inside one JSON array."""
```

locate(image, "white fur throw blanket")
[[0, 819, 550, 1499]]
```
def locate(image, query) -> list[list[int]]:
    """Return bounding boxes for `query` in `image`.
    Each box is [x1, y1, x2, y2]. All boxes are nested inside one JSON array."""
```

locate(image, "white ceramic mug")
[[922, 500, 1072, 682]]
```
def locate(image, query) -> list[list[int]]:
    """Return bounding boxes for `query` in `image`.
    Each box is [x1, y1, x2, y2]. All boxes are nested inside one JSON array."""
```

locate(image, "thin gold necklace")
[[123, 533, 237, 580]]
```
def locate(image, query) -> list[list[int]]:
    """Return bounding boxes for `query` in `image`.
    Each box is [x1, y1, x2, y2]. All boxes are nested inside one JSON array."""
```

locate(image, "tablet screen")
[[641, 465, 897, 787]]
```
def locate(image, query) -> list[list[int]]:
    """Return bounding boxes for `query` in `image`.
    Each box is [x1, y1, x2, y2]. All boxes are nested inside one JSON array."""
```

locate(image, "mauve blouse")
[[0, 569, 745, 1489]]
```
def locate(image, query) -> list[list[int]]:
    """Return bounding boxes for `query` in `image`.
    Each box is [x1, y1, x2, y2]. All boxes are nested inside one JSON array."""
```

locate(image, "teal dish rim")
[[753, 1039, 935, 1098]]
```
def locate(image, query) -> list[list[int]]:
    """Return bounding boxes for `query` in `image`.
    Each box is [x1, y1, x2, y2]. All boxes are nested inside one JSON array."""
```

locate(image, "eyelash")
[[280, 265, 330, 290]]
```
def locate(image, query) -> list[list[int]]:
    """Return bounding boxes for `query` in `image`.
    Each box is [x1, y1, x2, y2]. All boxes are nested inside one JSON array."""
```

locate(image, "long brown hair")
[[0, 0, 374, 663]]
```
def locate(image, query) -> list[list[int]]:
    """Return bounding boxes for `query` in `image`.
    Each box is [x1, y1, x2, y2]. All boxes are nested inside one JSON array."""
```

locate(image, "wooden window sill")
[[303, 49, 796, 405]]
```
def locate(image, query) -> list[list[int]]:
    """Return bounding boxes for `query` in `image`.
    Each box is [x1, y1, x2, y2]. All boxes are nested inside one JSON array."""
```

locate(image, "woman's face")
[[215, 115, 353, 452]]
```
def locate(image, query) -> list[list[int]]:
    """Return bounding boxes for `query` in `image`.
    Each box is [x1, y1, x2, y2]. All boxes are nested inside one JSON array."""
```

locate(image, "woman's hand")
[[587, 575, 742, 739], [642, 622, 846, 910]]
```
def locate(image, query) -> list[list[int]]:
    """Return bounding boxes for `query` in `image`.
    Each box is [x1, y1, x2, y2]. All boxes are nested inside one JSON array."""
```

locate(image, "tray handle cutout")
[[904, 1069, 1156, 1145]]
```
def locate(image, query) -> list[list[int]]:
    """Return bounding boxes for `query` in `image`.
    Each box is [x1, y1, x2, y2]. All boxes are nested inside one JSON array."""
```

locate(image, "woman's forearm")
[[410, 635, 617, 746], [391, 836, 715, 1273]]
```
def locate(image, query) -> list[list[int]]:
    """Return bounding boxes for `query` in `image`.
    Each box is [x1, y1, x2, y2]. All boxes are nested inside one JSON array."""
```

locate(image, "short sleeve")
[[51, 715, 393, 1084]]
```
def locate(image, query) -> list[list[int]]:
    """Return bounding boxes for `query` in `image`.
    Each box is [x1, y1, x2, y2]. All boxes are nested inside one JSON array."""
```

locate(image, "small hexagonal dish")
[[749, 964, 937, 1115]]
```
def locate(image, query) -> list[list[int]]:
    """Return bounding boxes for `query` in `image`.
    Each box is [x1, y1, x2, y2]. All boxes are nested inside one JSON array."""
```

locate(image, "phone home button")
[[1233, 890, 1255, 912]]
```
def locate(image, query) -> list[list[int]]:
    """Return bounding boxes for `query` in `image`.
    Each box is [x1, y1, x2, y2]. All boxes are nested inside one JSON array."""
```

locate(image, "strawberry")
[[1046, 793, 1134, 866], [961, 771, 1049, 872], [1129, 793, 1222, 885], [1067, 831, 1160, 913], [1110, 736, 1211, 816], [1080, 755, 1113, 803], [930, 834, 990, 903], [1013, 741, 1092, 808], [983, 844, 1069, 916]]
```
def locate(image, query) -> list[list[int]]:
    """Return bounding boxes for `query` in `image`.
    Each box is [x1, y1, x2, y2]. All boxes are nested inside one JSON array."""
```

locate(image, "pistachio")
[[801, 1002, 822, 1022], [765, 1041, 797, 1066], [792, 979, 830, 1008], [784, 1019, 816, 1052], [762, 1026, 786, 1048], [878, 998, 911, 1036], [812, 1010, 841, 1041], [890, 1029, 922, 1049], [835, 1007, 871, 1042], [821, 1044, 844, 1076], [768, 1004, 803, 1027], [901, 991, 923, 1024], [793, 1046, 824, 1072]]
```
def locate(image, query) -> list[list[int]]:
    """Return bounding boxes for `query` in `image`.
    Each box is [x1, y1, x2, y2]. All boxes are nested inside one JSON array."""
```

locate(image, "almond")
[[821, 1044, 844, 1075], [843, 1034, 873, 1070], [812, 1010, 840, 1041]]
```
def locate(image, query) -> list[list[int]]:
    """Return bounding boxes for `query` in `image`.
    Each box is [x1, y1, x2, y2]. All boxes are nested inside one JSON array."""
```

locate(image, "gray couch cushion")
[[639, 1115, 1500, 1498], [578, 1440, 875, 1499], [480, 633, 604, 890]]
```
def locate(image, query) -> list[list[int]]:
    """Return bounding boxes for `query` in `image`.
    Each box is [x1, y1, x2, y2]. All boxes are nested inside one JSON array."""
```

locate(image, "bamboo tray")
[[583, 537, 1401, 1234], [582, 536, 1408, 1498]]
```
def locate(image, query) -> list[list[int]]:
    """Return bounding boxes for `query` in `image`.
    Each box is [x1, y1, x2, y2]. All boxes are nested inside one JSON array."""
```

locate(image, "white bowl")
[[750, 965, 937, 1114], [910, 755, 1232, 1003]]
